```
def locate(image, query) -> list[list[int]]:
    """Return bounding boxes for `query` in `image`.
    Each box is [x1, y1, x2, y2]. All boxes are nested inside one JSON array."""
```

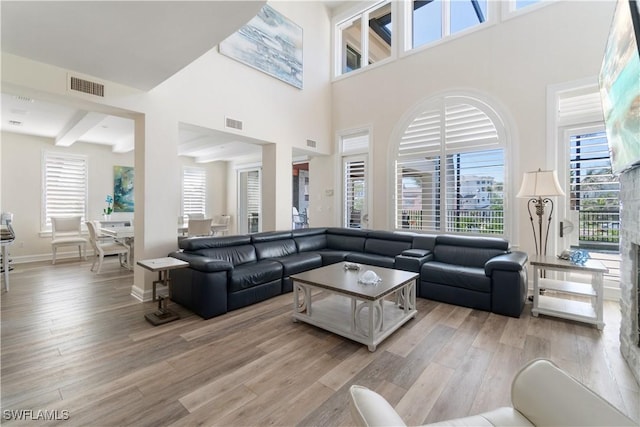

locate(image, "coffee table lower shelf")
[[292, 288, 416, 352]]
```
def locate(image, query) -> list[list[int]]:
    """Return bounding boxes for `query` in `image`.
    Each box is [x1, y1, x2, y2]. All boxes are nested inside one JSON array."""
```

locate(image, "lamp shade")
[[516, 169, 565, 197]]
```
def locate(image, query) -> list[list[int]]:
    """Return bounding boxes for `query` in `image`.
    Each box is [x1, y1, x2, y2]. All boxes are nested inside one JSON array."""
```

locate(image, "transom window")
[[338, 1, 392, 75], [395, 95, 507, 236], [412, 0, 487, 49]]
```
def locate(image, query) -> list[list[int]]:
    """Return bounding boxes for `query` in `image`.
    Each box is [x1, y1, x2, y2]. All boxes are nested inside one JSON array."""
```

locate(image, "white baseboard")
[[130, 284, 167, 302], [8, 251, 91, 264], [130, 285, 147, 302]]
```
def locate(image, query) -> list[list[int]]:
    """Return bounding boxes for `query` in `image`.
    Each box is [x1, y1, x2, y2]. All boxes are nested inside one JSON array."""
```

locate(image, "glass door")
[[559, 125, 621, 283], [343, 155, 368, 228], [238, 168, 261, 234]]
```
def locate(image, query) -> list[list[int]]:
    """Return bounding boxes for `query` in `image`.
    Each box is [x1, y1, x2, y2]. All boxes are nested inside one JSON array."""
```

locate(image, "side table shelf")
[[137, 257, 189, 326], [530, 255, 607, 330]]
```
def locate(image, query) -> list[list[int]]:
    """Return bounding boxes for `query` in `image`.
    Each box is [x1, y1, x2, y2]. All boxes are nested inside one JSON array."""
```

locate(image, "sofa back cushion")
[[295, 234, 328, 252], [326, 228, 367, 252], [364, 231, 413, 257], [254, 239, 298, 260], [293, 228, 328, 252], [433, 235, 508, 268], [412, 235, 437, 251], [199, 245, 257, 266], [179, 235, 251, 251]]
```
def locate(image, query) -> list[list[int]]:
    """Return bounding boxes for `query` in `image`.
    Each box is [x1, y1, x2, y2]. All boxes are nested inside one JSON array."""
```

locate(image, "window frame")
[[333, 0, 395, 78], [501, 0, 555, 22], [391, 94, 511, 238], [408, 0, 490, 51], [41, 151, 88, 232], [339, 128, 372, 229], [549, 80, 621, 290]]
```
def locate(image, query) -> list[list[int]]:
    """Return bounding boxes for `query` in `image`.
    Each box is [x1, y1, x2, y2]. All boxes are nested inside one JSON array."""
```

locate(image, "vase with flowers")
[[103, 195, 114, 220]]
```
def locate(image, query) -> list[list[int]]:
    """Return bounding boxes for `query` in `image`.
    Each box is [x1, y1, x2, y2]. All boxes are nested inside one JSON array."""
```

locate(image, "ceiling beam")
[[55, 111, 107, 147]]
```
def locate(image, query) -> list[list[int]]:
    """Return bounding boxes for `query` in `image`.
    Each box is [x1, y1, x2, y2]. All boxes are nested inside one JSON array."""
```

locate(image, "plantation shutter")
[[569, 131, 620, 244], [444, 149, 505, 234], [558, 91, 604, 124], [342, 131, 369, 155], [398, 107, 441, 158], [43, 152, 88, 230], [396, 157, 440, 231], [247, 170, 261, 222], [182, 167, 206, 216], [395, 96, 505, 235], [344, 158, 366, 228], [444, 102, 499, 152]]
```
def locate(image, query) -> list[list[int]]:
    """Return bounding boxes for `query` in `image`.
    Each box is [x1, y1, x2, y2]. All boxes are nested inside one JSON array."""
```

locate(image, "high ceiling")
[[0, 0, 269, 162], [1, 1, 265, 91]]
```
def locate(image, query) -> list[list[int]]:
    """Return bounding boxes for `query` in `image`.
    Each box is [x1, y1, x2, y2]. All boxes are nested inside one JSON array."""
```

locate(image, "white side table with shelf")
[[530, 255, 607, 330]]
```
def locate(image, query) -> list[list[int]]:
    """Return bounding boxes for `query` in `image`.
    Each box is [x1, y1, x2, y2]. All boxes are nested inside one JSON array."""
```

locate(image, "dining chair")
[[86, 221, 130, 274], [213, 214, 231, 236], [188, 218, 213, 237], [188, 213, 205, 220], [51, 215, 87, 264]]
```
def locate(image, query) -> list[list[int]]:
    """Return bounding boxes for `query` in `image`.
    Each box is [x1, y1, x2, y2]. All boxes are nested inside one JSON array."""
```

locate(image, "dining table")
[[100, 226, 134, 269], [177, 223, 228, 236]]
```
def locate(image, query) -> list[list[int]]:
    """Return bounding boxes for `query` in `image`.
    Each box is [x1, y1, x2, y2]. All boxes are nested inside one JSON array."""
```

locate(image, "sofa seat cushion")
[[421, 261, 490, 293], [345, 252, 395, 269], [228, 260, 283, 293], [317, 249, 350, 265], [272, 252, 323, 276]]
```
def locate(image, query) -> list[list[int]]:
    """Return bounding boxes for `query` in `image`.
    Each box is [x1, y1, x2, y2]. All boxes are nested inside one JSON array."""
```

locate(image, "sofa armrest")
[[401, 248, 431, 258], [170, 251, 233, 273], [484, 251, 528, 276], [395, 252, 432, 273], [511, 359, 635, 427]]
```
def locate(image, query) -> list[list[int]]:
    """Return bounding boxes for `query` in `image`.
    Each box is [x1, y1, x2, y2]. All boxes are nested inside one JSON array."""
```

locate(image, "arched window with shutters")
[[394, 94, 509, 236]]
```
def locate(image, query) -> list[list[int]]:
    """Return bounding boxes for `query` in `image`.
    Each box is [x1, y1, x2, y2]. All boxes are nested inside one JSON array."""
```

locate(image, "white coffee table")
[[290, 262, 418, 351]]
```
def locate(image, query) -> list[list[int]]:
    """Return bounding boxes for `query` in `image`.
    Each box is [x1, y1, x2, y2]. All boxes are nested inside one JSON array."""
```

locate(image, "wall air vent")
[[8, 120, 23, 126], [306, 139, 317, 148], [13, 95, 34, 103], [69, 76, 104, 97], [225, 117, 243, 131]]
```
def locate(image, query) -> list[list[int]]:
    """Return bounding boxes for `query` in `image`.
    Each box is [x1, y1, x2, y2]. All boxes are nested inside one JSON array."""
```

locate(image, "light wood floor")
[[1, 258, 639, 426]]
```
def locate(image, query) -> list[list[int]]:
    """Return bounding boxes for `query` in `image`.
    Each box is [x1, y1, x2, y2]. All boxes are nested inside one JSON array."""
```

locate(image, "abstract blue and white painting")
[[113, 166, 134, 212], [219, 4, 303, 89]]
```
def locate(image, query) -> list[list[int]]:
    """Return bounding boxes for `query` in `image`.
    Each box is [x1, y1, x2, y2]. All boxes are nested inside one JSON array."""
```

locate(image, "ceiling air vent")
[[69, 76, 104, 97], [225, 117, 243, 131], [306, 139, 317, 148]]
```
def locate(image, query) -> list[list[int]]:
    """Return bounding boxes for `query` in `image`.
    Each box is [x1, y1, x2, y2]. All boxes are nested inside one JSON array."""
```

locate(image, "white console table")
[[530, 255, 607, 330]]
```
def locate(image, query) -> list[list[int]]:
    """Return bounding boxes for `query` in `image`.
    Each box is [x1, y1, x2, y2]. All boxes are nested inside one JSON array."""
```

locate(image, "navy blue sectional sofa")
[[169, 227, 528, 320]]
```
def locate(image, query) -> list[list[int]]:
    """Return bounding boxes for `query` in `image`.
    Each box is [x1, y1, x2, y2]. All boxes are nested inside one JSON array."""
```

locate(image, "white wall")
[[327, 1, 616, 256], [0, 131, 134, 259], [1, 1, 333, 298], [0, 131, 231, 260]]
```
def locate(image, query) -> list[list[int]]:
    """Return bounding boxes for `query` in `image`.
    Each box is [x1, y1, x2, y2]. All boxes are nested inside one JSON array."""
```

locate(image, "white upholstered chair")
[[51, 215, 87, 264], [213, 214, 231, 235], [349, 358, 635, 427], [188, 218, 213, 237], [86, 221, 129, 274]]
